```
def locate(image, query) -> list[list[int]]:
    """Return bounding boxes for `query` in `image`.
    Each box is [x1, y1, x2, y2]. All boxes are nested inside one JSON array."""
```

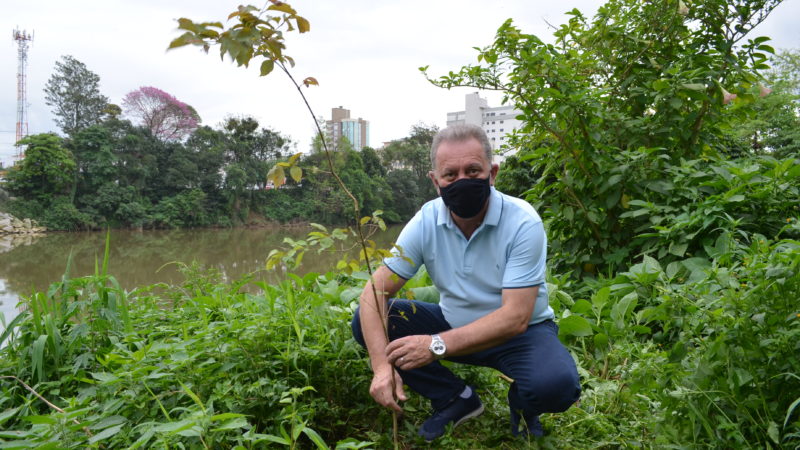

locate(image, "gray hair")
[[430, 124, 492, 169]]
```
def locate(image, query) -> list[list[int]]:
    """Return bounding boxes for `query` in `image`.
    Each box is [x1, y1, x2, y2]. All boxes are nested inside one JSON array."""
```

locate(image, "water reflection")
[[0, 226, 401, 327]]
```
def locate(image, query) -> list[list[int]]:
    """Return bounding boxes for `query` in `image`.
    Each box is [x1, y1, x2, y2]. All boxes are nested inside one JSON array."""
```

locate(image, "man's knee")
[[515, 368, 581, 413], [351, 306, 366, 347]]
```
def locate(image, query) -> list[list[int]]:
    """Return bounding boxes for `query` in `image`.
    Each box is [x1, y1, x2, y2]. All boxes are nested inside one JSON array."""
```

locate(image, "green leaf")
[[592, 286, 610, 310], [267, 3, 297, 14], [296, 17, 311, 33], [767, 421, 780, 444], [89, 415, 128, 430], [154, 419, 195, 434], [168, 32, 199, 49], [409, 286, 440, 304], [88, 424, 124, 444], [288, 166, 302, 182], [668, 242, 688, 257], [681, 83, 706, 91], [260, 59, 275, 76], [652, 79, 669, 91], [785, 396, 800, 428], [757, 44, 775, 54], [254, 434, 291, 445], [570, 299, 593, 314], [211, 417, 249, 431], [211, 413, 247, 422], [303, 427, 329, 450], [593, 333, 609, 349], [558, 315, 593, 337], [179, 381, 205, 413], [610, 292, 638, 330], [0, 408, 20, 427], [91, 372, 120, 383], [24, 415, 56, 425]]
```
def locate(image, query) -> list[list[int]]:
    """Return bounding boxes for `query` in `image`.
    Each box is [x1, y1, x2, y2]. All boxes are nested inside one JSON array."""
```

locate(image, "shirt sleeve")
[[383, 210, 424, 280], [502, 219, 547, 288]]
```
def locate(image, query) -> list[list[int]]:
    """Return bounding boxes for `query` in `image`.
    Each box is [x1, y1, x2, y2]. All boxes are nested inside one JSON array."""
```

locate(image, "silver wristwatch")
[[429, 334, 446, 359]]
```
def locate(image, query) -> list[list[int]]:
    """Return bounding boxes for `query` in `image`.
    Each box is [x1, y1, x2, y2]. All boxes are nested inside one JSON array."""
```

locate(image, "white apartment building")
[[446, 92, 523, 157], [326, 106, 370, 151]]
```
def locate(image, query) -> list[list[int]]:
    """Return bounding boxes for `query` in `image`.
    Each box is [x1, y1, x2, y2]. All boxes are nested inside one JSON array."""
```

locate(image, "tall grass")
[[1, 230, 799, 448]]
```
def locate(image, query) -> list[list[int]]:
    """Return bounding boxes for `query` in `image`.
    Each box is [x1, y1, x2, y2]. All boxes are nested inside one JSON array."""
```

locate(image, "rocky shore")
[[0, 212, 46, 235]]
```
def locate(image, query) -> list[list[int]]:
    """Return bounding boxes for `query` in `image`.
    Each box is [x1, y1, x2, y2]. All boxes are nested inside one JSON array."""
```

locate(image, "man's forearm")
[[359, 266, 407, 373], [440, 286, 538, 357]]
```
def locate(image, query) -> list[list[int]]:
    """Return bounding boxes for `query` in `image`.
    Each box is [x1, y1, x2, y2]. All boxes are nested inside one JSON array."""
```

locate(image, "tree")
[[5, 134, 76, 202], [732, 48, 800, 157], [43, 55, 109, 136], [380, 123, 438, 202], [122, 86, 200, 141], [426, 0, 784, 274]]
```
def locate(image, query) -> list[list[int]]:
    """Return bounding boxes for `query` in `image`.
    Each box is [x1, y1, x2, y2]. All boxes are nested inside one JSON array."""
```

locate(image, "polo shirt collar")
[[436, 186, 503, 228]]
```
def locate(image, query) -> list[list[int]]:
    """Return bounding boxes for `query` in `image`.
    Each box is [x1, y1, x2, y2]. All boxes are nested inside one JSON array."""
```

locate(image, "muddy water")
[[0, 225, 401, 329]]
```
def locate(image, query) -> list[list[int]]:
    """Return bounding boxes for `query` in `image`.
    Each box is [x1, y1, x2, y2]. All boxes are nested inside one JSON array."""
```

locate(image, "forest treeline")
[[0, 54, 440, 230], [1, 117, 439, 230]]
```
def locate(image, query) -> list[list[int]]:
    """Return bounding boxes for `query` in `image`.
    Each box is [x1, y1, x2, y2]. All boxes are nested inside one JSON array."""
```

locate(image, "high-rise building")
[[446, 93, 523, 155], [326, 107, 370, 151]]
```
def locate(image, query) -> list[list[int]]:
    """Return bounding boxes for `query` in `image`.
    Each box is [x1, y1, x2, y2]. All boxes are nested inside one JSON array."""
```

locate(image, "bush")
[[41, 197, 94, 230], [151, 189, 209, 228]]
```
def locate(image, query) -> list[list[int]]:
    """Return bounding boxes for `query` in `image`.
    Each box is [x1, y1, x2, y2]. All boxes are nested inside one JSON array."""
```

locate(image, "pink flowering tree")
[[122, 86, 200, 141]]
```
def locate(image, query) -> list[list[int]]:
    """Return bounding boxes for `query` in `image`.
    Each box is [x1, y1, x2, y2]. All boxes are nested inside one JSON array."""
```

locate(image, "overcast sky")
[[2, 0, 798, 166]]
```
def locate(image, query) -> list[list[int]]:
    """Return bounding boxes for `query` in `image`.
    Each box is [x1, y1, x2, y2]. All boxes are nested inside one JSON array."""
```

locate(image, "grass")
[[0, 232, 799, 448]]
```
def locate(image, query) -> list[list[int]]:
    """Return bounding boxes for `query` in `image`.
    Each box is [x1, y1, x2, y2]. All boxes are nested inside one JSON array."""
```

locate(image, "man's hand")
[[369, 366, 407, 413], [386, 335, 436, 371]]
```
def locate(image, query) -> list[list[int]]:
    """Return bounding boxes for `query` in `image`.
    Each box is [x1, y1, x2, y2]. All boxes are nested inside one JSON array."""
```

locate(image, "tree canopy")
[[43, 55, 109, 136]]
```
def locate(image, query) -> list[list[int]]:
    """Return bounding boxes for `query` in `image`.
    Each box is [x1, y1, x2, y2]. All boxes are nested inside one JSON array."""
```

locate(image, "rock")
[[0, 219, 10, 228], [23, 218, 32, 229]]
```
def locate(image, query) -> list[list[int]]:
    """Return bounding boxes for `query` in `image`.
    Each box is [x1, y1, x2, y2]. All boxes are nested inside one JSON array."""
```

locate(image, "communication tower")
[[12, 28, 33, 160]]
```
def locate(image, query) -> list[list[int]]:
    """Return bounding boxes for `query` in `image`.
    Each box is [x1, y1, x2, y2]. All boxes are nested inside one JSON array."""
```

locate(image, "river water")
[[0, 225, 401, 330]]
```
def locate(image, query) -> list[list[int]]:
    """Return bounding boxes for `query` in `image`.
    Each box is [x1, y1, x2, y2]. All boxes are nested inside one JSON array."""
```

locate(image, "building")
[[446, 93, 523, 155], [326, 107, 370, 151]]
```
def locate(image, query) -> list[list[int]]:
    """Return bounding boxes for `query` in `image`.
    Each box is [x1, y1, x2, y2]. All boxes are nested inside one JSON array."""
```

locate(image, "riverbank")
[[0, 211, 46, 235], [1, 234, 797, 448]]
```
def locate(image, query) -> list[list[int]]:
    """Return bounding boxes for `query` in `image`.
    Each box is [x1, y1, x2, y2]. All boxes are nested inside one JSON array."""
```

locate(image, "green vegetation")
[[1, 115, 436, 230], [1, 0, 799, 448]]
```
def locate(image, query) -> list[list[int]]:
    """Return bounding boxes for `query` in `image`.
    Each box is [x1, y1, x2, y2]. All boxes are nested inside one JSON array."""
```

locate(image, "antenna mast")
[[12, 28, 33, 161]]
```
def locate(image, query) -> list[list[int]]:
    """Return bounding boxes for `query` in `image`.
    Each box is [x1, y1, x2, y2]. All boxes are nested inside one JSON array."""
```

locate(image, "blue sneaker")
[[510, 407, 544, 437], [418, 387, 484, 442]]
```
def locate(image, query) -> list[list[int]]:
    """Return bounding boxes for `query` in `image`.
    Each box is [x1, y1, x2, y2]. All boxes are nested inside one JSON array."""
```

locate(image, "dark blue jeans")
[[351, 299, 581, 415]]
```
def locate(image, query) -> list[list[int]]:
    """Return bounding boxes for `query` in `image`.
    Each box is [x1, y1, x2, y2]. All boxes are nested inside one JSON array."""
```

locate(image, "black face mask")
[[439, 176, 491, 219]]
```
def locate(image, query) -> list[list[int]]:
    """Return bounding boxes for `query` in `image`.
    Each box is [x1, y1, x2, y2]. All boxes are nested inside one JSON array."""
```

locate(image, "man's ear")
[[490, 163, 499, 185], [429, 171, 440, 195]]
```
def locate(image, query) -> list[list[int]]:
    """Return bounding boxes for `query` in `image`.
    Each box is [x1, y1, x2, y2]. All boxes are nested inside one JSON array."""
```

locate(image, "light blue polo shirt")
[[384, 187, 554, 328]]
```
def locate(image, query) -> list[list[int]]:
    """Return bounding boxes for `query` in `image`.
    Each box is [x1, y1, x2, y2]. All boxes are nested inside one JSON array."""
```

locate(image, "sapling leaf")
[[290, 165, 302, 182], [260, 59, 275, 76], [558, 315, 593, 337]]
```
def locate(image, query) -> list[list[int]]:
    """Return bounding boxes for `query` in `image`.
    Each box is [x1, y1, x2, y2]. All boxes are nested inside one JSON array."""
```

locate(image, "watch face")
[[431, 336, 446, 355]]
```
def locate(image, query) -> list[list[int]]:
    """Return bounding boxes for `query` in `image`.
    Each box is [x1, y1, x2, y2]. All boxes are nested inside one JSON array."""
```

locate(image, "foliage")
[[425, 0, 784, 275], [732, 48, 800, 158], [379, 123, 438, 204], [43, 55, 109, 136], [4, 134, 76, 204], [494, 153, 540, 199], [3, 117, 426, 230], [0, 258, 373, 448], [122, 86, 201, 141], [151, 189, 210, 229]]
